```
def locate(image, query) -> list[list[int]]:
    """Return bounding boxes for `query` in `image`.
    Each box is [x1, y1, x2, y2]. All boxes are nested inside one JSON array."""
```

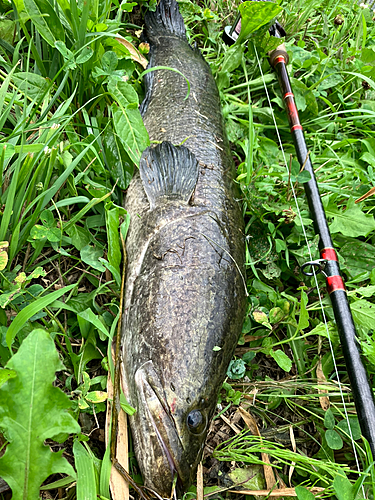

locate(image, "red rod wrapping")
[[327, 276, 346, 294], [321, 247, 338, 261]]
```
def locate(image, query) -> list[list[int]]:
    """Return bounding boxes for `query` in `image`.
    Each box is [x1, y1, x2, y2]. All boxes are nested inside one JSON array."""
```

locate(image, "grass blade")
[[6, 284, 77, 349], [73, 440, 98, 500]]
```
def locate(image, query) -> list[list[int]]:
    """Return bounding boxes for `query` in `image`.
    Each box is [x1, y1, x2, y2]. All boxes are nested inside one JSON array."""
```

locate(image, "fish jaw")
[[131, 361, 192, 497]]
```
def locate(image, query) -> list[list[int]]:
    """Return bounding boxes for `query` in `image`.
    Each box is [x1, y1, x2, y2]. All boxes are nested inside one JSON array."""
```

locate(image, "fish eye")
[[187, 410, 204, 432]]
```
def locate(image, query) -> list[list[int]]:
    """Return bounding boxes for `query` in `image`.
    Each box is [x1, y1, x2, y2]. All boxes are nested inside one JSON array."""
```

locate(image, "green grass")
[[1, 0, 375, 498]]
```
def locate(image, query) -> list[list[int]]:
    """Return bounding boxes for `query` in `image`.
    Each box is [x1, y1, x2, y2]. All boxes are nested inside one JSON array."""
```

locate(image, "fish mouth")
[[133, 362, 191, 497]]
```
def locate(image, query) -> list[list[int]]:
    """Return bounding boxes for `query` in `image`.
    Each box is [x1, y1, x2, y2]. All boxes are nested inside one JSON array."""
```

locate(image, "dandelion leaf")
[[340, 240, 375, 277], [0, 329, 79, 500], [326, 197, 375, 238]]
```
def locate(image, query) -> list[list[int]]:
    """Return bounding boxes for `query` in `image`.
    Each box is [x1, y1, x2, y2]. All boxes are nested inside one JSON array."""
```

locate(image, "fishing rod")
[[223, 7, 375, 457]]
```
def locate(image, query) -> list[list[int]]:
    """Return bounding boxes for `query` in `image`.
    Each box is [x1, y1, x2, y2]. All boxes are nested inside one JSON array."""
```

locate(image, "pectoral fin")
[[140, 142, 198, 209]]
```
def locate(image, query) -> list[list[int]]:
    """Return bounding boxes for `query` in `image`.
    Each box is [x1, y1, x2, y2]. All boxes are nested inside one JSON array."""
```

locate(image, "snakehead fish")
[[120, 0, 247, 495]]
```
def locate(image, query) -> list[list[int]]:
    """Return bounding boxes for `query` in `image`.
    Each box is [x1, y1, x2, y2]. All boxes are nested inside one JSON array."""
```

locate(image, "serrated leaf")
[[0, 329, 79, 499], [263, 261, 281, 279], [109, 80, 150, 166], [271, 349, 292, 372], [326, 198, 375, 237], [325, 429, 343, 450]]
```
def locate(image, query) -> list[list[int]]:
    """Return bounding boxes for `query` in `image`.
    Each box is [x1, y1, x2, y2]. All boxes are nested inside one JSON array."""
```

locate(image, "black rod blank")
[[271, 51, 375, 457], [223, 12, 375, 457]]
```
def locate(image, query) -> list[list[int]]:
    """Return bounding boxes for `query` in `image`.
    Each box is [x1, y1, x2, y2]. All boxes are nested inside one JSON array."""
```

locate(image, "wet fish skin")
[[121, 0, 247, 496]]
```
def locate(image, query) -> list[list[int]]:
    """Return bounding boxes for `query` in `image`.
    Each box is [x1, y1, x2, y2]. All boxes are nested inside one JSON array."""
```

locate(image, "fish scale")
[[121, 0, 247, 496]]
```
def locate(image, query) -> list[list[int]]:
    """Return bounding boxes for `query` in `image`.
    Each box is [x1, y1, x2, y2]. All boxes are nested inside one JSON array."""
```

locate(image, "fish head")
[[129, 360, 215, 497]]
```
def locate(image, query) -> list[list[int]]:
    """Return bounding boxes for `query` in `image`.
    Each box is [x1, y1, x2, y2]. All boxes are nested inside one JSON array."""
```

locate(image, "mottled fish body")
[[121, 0, 247, 495]]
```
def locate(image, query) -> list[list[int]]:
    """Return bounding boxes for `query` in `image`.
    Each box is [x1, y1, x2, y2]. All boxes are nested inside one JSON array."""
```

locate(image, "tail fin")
[[143, 0, 186, 42]]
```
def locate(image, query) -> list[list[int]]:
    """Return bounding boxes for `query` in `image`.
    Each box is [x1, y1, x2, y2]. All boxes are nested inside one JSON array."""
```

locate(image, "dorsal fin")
[[143, 0, 186, 43], [140, 142, 199, 209]]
